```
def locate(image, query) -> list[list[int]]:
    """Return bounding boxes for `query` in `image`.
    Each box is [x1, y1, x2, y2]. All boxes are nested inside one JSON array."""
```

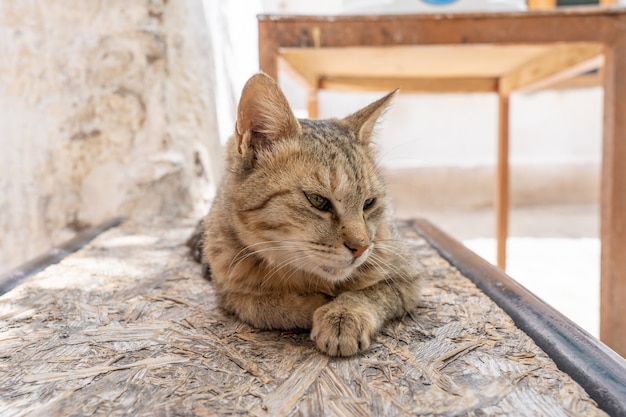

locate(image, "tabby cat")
[[188, 73, 421, 357]]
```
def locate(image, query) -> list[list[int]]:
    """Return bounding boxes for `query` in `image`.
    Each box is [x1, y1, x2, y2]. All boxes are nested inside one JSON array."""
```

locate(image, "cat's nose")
[[345, 242, 369, 258]]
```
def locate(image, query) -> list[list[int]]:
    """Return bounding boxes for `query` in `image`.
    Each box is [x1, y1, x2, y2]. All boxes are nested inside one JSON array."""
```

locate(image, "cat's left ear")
[[341, 89, 398, 145], [235, 73, 301, 158]]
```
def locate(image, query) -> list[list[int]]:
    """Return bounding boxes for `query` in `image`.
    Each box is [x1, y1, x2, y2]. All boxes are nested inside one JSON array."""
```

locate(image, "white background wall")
[[316, 89, 603, 170]]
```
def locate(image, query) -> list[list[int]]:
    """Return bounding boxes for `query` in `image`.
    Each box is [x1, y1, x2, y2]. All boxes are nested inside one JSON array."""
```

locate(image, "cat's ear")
[[235, 73, 301, 157], [341, 89, 398, 145]]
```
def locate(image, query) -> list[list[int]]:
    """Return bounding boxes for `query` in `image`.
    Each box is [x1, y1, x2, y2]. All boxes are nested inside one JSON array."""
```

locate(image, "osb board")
[[0, 219, 607, 417]]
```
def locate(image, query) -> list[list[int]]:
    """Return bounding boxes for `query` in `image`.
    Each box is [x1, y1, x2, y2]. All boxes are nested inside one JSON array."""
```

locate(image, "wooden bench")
[[257, 7, 626, 357], [1, 218, 624, 416]]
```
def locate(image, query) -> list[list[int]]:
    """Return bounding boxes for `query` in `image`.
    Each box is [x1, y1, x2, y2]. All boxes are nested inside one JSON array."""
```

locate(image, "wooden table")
[[257, 8, 626, 357]]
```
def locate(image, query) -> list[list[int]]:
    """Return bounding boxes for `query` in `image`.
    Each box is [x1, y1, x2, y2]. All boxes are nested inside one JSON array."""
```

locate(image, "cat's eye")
[[363, 198, 376, 210], [305, 192, 333, 212]]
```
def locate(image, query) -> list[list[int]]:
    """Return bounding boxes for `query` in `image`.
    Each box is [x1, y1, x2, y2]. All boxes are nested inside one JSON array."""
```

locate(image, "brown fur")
[[189, 73, 421, 356]]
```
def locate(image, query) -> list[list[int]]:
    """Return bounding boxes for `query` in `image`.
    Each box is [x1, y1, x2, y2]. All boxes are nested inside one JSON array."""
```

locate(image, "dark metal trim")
[[0, 217, 125, 296], [409, 218, 626, 417]]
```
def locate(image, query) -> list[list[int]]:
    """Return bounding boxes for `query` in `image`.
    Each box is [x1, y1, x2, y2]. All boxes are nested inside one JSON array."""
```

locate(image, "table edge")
[[258, 7, 626, 22], [409, 218, 626, 417], [0, 217, 126, 296]]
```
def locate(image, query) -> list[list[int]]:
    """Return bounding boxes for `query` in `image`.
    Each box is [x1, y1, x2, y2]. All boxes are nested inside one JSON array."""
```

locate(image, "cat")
[[188, 73, 421, 357]]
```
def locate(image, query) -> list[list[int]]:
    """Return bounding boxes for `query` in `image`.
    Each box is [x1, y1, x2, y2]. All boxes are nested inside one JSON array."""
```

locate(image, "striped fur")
[[191, 73, 421, 356]]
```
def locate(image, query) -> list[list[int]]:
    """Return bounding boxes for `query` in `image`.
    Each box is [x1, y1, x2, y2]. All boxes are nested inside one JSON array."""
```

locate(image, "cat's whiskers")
[[269, 248, 357, 286], [365, 246, 414, 285], [231, 237, 414, 290], [228, 241, 275, 273], [229, 239, 300, 261], [282, 260, 307, 286], [370, 250, 413, 282], [261, 254, 320, 287], [260, 253, 312, 290], [375, 239, 422, 259], [360, 252, 409, 297], [228, 240, 304, 275], [229, 237, 357, 289], [282, 257, 322, 290], [365, 254, 409, 297]]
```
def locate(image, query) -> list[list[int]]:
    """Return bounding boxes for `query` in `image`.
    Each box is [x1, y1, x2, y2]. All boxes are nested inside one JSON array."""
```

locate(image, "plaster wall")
[[0, 0, 222, 272]]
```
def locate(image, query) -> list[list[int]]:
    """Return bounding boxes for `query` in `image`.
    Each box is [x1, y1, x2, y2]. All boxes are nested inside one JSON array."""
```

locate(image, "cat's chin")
[[314, 257, 367, 283], [319, 264, 353, 278]]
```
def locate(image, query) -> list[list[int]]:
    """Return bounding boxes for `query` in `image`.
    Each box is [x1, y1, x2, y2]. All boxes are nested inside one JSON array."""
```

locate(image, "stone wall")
[[0, 0, 223, 272]]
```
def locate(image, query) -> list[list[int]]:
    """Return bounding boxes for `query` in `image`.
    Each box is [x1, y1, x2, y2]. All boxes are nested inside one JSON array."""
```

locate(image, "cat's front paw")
[[311, 302, 377, 357]]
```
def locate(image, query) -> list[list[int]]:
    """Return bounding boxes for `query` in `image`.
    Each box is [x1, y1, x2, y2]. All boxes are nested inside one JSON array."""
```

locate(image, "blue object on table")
[[421, 0, 459, 5]]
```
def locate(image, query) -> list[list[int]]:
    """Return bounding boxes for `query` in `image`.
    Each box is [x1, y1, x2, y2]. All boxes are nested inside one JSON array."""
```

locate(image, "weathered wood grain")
[[0, 219, 608, 416]]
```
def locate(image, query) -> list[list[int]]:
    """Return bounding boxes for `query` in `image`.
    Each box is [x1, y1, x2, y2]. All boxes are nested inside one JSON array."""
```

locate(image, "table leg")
[[600, 45, 626, 357], [496, 93, 510, 270], [307, 87, 319, 119]]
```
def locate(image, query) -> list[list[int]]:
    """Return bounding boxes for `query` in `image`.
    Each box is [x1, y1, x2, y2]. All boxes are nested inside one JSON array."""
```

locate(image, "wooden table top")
[[279, 43, 603, 93]]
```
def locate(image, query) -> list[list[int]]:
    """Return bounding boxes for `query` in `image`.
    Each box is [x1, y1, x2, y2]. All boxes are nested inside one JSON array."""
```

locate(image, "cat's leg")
[[311, 277, 420, 356], [186, 219, 213, 280], [186, 219, 205, 263], [220, 291, 331, 330]]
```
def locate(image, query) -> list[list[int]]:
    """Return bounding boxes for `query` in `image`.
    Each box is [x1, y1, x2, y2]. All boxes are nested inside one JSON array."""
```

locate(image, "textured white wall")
[[0, 0, 222, 272]]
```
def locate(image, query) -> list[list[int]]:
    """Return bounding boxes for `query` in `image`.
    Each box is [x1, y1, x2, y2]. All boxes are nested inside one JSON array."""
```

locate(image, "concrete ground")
[[395, 204, 600, 337]]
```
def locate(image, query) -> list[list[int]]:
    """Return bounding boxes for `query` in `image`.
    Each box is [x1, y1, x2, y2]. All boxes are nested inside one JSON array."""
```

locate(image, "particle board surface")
[[0, 219, 608, 416]]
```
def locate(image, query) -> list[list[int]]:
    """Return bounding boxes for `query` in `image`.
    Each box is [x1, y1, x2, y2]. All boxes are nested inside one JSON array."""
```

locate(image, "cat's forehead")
[[295, 119, 379, 200], [299, 119, 353, 141], [297, 118, 364, 168]]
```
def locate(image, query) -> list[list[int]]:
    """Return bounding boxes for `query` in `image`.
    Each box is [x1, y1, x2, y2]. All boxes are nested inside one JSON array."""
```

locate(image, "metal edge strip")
[[409, 218, 626, 417], [0, 217, 126, 296]]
